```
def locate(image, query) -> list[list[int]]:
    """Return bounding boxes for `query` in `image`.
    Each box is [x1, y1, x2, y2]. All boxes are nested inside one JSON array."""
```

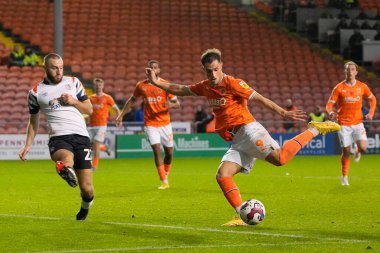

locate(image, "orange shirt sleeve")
[[106, 94, 116, 107], [133, 83, 141, 98], [326, 85, 339, 114], [189, 81, 207, 96], [229, 78, 255, 99], [363, 84, 377, 118], [167, 93, 176, 100]]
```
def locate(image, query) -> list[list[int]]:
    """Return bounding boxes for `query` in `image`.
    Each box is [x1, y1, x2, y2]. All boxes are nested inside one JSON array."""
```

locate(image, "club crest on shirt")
[[41, 91, 48, 97], [66, 83, 72, 90], [220, 88, 226, 94], [239, 81, 250, 89]]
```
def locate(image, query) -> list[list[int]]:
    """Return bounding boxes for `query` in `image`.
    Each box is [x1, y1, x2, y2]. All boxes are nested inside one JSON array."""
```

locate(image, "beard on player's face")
[[47, 70, 62, 84]]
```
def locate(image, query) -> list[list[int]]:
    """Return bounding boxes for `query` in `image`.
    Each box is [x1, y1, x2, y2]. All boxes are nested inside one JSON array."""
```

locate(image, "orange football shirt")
[[89, 93, 116, 126], [189, 75, 255, 141], [133, 78, 176, 127], [326, 80, 375, 126]]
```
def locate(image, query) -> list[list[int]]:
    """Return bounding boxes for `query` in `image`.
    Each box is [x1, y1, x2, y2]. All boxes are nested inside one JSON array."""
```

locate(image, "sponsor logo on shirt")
[[343, 96, 360, 103], [144, 96, 162, 103], [208, 98, 226, 107], [48, 98, 61, 110], [93, 103, 104, 109]]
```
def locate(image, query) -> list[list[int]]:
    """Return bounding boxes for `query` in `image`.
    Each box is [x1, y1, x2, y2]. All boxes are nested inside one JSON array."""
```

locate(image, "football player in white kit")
[[19, 53, 94, 220]]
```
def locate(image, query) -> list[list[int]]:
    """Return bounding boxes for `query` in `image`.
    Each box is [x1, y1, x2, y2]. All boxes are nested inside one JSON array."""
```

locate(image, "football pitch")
[[0, 155, 379, 253]]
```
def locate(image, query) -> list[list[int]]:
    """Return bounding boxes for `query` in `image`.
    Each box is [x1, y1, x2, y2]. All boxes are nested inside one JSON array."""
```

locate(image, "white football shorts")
[[87, 126, 107, 143], [144, 124, 174, 147], [221, 122, 280, 174], [338, 123, 367, 147]]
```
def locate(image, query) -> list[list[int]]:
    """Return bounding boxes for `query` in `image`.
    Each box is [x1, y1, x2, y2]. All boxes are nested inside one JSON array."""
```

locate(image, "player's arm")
[[60, 93, 93, 115], [113, 104, 122, 119], [19, 113, 39, 161], [84, 114, 90, 124], [146, 68, 192, 96], [366, 92, 377, 121], [165, 98, 180, 109], [115, 96, 136, 127], [251, 92, 307, 121], [326, 101, 336, 120], [326, 88, 338, 121]]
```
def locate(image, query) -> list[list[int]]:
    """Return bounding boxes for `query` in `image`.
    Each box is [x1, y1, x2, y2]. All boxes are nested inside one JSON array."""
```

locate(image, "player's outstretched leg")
[[55, 161, 78, 187], [76, 195, 94, 220], [307, 121, 341, 135], [276, 121, 340, 166]]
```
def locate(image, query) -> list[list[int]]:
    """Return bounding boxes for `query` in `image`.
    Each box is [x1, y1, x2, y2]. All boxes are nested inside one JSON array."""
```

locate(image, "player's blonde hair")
[[344, 61, 358, 70], [43, 53, 62, 66], [201, 48, 222, 66]]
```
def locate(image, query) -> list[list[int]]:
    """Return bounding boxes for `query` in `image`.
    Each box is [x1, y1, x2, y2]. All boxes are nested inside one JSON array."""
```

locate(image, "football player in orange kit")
[[326, 61, 377, 186], [88, 78, 121, 170], [115, 60, 180, 189], [146, 48, 340, 226]]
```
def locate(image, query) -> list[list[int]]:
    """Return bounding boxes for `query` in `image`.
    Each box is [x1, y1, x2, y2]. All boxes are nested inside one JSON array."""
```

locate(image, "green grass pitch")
[[0, 155, 379, 252]]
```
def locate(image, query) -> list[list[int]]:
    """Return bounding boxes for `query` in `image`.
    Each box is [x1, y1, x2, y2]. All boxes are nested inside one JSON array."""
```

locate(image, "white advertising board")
[[0, 134, 50, 160]]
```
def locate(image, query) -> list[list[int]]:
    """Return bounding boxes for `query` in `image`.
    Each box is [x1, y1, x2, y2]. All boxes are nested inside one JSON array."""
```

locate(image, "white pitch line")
[[24, 241, 365, 253], [0, 213, 366, 244]]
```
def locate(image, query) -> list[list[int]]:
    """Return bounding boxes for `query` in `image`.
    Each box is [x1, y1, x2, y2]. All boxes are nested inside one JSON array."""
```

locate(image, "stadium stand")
[[358, 0, 380, 11], [0, 0, 379, 133]]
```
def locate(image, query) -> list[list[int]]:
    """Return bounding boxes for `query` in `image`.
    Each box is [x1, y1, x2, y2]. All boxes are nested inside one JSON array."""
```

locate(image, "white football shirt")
[[28, 76, 89, 137]]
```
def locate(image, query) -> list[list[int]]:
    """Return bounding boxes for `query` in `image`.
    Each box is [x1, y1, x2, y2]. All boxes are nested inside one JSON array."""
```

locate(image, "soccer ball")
[[239, 199, 266, 225]]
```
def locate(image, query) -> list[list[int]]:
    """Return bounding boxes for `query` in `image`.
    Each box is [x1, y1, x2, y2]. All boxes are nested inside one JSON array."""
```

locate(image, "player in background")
[[19, 53, 94, 220], [326, 61, 377, 186], [115, 60, 180, 189], [88, 78, 121, 170], [146, 48, 340, 226]]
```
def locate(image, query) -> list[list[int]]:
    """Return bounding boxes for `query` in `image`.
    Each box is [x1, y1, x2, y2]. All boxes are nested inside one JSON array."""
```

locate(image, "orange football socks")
[[92, 157, 99, 169], [100, 145, 107, 152], [279, 130, 314, 165], [217, 177, 243, 210], [157, 164, 167, 182], [164, 164, 171, 175], [341, 155, 350, 176]]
